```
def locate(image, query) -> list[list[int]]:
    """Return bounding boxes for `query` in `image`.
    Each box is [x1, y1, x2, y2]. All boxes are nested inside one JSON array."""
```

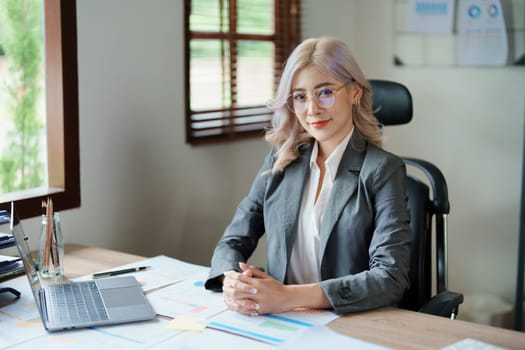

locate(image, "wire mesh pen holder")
[[38, 212, 64, 279]]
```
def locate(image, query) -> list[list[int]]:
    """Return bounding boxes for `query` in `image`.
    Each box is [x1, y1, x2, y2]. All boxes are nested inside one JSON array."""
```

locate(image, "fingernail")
[[254, 303, 260, 310], [251, 288, 258, 294], [250, 312, 259, 317]]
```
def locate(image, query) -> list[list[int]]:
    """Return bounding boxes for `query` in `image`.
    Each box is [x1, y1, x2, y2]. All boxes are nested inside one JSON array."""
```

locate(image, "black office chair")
[[370, 80, 464, 319]]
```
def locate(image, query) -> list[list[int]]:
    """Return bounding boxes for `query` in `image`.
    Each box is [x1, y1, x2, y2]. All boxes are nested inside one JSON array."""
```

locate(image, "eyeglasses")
[[286, 84, 347, 114]]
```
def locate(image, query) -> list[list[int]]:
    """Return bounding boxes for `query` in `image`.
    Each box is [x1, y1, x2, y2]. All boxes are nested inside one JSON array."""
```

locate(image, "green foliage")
[[190, 0, 272, 57], [0, 0, 45, 192]]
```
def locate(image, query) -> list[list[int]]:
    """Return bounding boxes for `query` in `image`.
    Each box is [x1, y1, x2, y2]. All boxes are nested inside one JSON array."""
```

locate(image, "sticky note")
[[166, 315, 206, 332]]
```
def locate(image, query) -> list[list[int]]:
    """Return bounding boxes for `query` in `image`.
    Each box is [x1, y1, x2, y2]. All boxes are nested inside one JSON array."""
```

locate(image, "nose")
[[306, 97, 321, 115]]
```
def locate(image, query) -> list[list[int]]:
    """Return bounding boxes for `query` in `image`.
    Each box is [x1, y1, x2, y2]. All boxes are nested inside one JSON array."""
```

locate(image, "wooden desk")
[[63, 243, 144, 279], [63, 244, 525, 350], [331, 308, 525, 350]]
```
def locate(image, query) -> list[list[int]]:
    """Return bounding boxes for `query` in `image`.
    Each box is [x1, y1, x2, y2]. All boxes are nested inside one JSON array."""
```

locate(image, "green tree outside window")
[[0, 0, 45, 193]]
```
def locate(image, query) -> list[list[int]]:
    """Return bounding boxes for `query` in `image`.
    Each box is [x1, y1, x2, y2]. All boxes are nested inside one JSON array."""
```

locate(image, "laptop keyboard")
[[47, 281, 109, 324]]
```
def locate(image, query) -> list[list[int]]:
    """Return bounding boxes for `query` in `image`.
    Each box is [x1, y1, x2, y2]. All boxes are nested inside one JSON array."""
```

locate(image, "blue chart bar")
[[208, 322, 285, 344], [264, 314, 314, 327]]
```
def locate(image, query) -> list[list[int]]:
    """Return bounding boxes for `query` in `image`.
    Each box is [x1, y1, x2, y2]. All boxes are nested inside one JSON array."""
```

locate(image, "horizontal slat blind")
[[184, 0, 301, 144]]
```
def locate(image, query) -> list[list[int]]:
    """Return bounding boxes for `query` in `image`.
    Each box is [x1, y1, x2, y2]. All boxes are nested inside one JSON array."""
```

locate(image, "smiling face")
[[291, 64, 362, 158]]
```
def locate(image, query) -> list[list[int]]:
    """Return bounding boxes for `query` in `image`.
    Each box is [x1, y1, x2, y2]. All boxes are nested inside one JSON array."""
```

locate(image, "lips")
[[309, 119, 330, 128]]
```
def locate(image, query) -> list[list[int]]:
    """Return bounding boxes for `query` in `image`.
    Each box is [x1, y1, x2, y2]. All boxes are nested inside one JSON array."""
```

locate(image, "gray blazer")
[[205, 131, 412, 314]]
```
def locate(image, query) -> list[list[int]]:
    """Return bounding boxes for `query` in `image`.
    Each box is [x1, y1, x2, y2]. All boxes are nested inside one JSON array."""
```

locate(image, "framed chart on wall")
[[393, 0, 525, 67]]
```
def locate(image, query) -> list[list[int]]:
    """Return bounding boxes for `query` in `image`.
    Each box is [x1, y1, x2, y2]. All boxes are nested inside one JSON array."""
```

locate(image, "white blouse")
[[286, 128, 354, 284]]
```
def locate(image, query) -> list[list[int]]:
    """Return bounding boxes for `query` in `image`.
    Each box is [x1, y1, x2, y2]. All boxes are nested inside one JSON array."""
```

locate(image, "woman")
[[204, 37, 412, 316]]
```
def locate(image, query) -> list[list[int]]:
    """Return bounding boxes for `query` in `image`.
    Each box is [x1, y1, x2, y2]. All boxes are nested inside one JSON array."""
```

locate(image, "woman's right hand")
[[222, 268, 260, 316]]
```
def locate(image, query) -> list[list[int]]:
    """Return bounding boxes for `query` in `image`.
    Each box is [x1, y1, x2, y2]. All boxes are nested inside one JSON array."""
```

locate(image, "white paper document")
[[146, 272, 227, 319], [280, 325, 393, 350], [0, 276, 46, 349], [441, 338, 508, 350], [207, 308, 339, 345], [75, 255, 208, 292], [151, 327, 274, 350], [4, 318, 177, 350]]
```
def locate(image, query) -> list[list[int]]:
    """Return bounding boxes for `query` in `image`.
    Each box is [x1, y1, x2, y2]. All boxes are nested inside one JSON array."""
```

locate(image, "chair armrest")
[[419, 291, 464, 318]]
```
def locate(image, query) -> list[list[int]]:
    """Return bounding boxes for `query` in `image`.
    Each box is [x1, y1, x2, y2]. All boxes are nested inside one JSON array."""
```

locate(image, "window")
[[0, 0, 79, 219], [184, 0, 301, 144]]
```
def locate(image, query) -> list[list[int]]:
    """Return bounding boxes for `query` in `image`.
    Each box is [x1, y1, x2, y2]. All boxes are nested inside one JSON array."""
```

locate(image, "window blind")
[[184, 0, 301, 144]]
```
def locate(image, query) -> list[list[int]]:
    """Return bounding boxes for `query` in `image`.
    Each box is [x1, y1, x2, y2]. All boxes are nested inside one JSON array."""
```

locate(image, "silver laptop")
[[9, 204, 156, 331]]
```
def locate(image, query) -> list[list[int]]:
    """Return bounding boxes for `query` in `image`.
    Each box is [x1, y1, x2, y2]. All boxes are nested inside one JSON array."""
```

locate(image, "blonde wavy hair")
[[265, 37, 383, 173]]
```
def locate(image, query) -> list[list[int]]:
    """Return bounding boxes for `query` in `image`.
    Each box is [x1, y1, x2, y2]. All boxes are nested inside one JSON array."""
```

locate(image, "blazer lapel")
[[280, 144, 312, 280], [319, 131, 367, 259]]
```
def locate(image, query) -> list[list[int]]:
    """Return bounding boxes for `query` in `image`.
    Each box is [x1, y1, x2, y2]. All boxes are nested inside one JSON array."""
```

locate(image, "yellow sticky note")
[[166, 315, 206, 332]]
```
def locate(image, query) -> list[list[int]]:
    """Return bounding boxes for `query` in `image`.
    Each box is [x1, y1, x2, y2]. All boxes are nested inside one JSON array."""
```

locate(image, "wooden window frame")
[[184, 0, 301, 145], [0, 0, 80, 219]]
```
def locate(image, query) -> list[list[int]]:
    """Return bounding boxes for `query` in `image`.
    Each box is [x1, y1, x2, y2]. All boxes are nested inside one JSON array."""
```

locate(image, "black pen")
[[92, 266, 151, 279]]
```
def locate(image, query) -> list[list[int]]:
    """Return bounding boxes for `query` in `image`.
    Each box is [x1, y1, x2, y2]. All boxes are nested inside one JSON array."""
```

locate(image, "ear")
[[351, 83, 363, 105]]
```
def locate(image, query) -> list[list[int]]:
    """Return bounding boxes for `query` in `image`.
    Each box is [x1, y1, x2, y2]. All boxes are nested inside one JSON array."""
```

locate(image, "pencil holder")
[[38, 212, 64, 279]]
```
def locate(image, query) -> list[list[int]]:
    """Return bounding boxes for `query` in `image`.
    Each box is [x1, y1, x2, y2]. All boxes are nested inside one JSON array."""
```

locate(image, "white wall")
[[22, 0, 523, 313]]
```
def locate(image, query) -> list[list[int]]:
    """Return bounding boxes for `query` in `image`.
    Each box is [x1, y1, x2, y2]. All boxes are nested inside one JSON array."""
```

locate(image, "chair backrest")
[[370, 80, 412, 125], [370, 80, 450, 311], [400, 176, 432, 310]]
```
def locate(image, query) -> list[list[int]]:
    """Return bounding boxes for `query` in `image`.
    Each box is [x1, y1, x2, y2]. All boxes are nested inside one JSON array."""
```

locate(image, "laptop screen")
[[9, 203, 43, 307]]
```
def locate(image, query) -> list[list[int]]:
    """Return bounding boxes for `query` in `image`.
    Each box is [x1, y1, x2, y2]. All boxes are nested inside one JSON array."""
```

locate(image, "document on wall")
[[457, 0, 508, 65], [406, 0, 455, 34]]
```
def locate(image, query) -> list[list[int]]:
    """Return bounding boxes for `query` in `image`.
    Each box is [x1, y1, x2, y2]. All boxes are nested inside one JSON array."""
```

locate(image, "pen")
[[92, 266, 151, 279]]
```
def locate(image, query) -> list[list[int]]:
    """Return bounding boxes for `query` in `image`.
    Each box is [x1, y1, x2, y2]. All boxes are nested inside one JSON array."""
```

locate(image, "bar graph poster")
[[457, 0, 509, 65], [406, 0, 455, 34]]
